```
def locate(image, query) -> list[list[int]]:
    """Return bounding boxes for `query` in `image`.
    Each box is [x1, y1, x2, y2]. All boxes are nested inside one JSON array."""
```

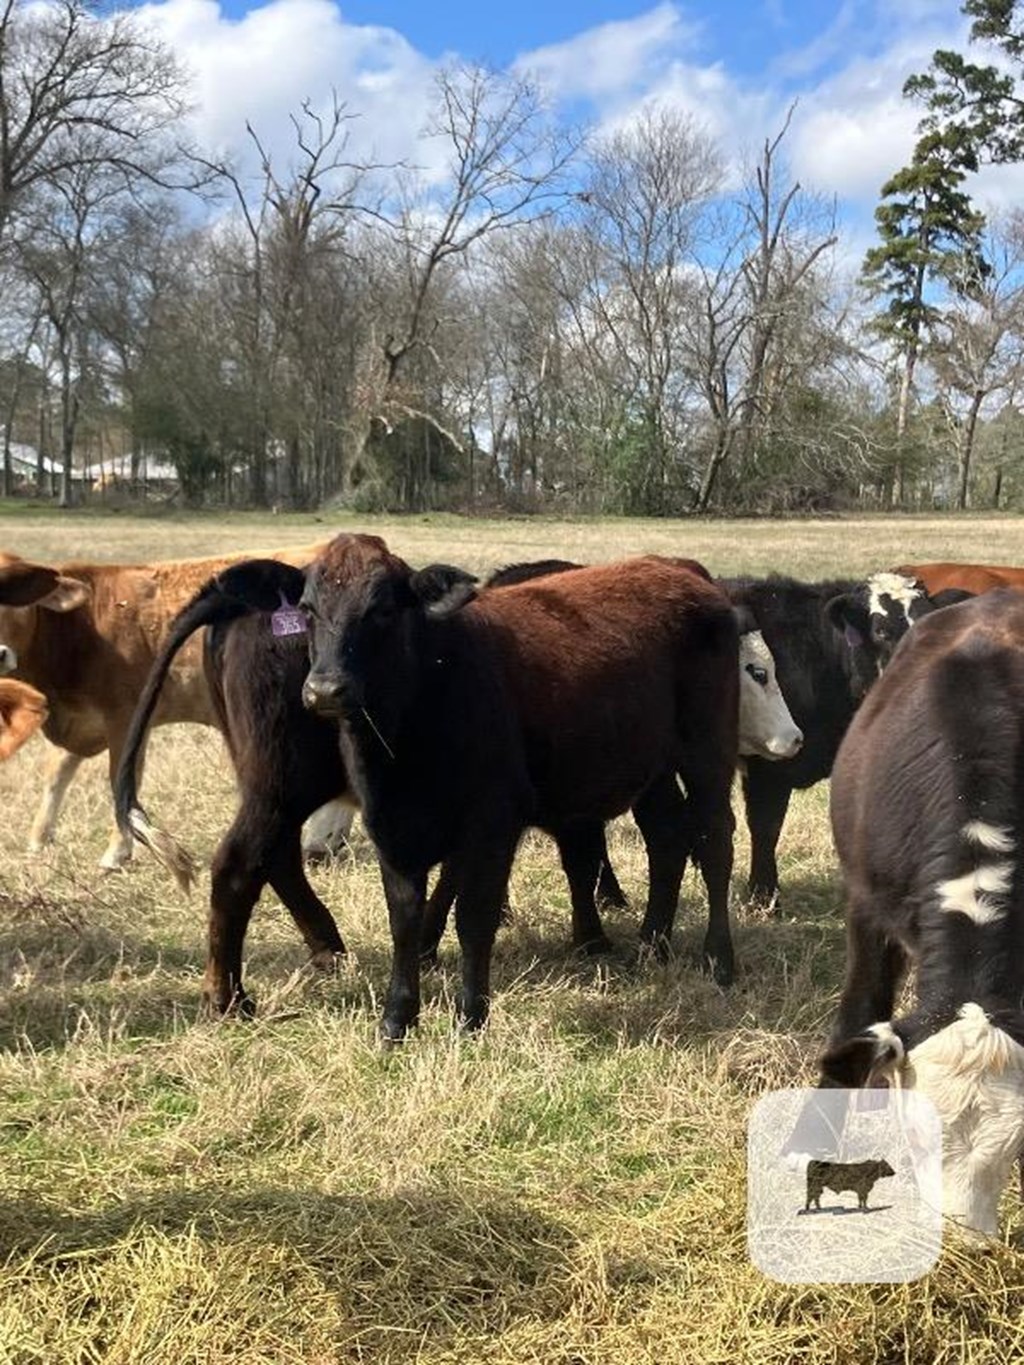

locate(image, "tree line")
[[2, 0, 1024, 515]]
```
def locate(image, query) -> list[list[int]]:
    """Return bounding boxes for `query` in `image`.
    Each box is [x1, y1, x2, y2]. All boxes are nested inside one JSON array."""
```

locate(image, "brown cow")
[[0, 543, 330, 868], [167, 536, 741, 1039], [0, 679, 48, 760], [897, 560, 1024, 596]]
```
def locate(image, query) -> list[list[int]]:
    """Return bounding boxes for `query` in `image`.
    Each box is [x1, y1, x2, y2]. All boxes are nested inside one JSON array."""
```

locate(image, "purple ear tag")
[[271, 592, 306, 637], [844, 623, 863, 648]]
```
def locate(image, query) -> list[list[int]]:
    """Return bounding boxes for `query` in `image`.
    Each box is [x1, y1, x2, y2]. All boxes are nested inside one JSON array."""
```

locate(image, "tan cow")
[[0, 542, 333, 867], [0, 679, 48, 760]]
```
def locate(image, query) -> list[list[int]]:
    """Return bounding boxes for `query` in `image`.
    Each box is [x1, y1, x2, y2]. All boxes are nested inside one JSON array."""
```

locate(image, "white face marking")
[[903, 1005, 1024, 1237], [867, 572, 922, 619], [867, 1021, 905, 1062], [937, 862, 1013, 925], [0, 643, 17, 675], [737, 631, 803, 760], [962, 820, 1015, 854]]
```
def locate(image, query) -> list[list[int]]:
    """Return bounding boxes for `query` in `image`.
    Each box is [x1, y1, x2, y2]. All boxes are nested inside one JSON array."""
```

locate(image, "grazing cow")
[[0, 543, 334, 868], [727, 574, 972, 908], [816, 589, 1024, 1237], [122, 535, 742, 1038], [804, 1158, 894, 1212]]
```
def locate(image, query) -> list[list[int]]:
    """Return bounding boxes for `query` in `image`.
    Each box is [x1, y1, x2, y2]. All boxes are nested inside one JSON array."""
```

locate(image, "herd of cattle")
[[1, 536, 1024, 1241]]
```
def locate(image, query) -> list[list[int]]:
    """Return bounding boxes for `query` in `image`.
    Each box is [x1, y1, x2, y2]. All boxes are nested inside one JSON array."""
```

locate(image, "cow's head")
[[825, 573, 973, 696], [733, 607, 803, 760], [0, 553, 90, 669], [292, 537, 476, 731], [821, 1005, 1024, 1238]]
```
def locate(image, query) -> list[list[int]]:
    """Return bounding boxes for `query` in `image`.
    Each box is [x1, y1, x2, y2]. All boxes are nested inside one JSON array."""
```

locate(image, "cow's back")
[[471, 556, 737, 821]]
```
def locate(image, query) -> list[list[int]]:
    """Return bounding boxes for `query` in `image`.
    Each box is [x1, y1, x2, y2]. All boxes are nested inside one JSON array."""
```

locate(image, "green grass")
[[0, 510, 1023, 1362]]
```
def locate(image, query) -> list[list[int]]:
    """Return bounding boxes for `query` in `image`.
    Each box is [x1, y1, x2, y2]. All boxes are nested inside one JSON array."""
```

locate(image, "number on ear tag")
[[271, 596, 306, 637]]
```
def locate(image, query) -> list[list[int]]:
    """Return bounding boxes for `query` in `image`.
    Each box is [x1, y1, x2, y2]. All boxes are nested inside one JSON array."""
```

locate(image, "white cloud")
[[137, 0, 440, 174], [514, 2, 700, 102]]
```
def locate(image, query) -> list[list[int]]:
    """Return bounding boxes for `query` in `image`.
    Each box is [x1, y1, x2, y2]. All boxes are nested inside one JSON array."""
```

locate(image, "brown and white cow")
[[814, 588, 1024, 1238], [0, 543, 336, 868]]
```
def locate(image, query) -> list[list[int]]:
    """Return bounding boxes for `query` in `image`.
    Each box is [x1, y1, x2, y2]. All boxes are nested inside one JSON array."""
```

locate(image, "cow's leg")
[[420, 859, 459, 965], [452, 834, 518, 1032], [554, 821, 614, 953], [680, 750, 737, 986], [831, 904, 907, 1045], [379, 861, 428, 1044], [595, 830, 629, 909], [28, 746, 84, 853], [743, 762, 794, 910], [634, 774, 691, 961], [203, 816, 268, 1016], [267, 824, 347, 968]]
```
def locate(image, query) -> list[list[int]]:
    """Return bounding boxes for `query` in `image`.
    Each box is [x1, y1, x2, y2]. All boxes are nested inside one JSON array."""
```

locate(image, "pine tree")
[[861, 130, 989, 504]]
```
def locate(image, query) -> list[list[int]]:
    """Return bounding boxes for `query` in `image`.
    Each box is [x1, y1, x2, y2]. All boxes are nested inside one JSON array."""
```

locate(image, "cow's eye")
[[745, 663, 769, 686]]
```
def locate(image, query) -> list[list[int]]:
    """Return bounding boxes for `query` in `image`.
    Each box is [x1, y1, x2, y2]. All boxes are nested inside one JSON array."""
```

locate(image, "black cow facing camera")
[[804, 1158, 895, 1212]]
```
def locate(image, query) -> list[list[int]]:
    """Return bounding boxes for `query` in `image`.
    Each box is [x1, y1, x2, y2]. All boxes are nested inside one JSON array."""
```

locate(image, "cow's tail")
[[115, 559, 304, 892]]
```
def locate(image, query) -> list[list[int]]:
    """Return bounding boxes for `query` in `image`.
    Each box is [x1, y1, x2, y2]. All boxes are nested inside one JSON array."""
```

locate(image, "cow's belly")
[[42, 701, 108, 757], [530, 727, 670, 825]]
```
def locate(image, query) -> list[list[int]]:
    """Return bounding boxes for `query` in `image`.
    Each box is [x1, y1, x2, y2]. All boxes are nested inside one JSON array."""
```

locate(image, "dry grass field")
[[2, 508, 1024, 1364]]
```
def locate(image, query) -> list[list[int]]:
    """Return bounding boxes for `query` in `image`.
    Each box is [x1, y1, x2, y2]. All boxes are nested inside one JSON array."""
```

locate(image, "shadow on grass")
[[0, 1183, 581, 1356]]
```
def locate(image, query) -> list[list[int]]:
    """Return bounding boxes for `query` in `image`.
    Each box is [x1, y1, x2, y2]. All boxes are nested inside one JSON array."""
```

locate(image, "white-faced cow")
[[722, 573, 973, 909], [816, 589, 1024, 1238]]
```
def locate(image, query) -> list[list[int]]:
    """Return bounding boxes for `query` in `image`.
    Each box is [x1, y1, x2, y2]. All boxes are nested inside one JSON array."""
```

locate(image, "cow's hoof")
[[704, 954, 735, 988], [203, 990, 255, 1020], [308, 947, 346, 973], [578, 934, 614, 957], [636, 936, 671, 966], [380, 1015, 416, 1046]]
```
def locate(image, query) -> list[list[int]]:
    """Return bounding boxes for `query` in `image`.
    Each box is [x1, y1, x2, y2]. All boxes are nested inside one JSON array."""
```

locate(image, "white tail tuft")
[[128, 805, 199, 894]]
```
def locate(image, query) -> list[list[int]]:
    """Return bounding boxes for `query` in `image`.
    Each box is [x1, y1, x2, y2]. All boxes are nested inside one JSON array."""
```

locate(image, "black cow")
[[804, 1158, 894, 1212], [115, 559, 478, 1014], [723, 574, 971, 908], [156, 535, 742, 1041]]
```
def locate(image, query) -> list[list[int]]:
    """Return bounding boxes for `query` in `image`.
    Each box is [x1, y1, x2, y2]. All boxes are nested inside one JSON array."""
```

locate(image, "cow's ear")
[[0, 560, 59, 607], [410, 564, 478, 618], [38, 574, 90, 612], [825, 592, 869, 647], [213, 559, 307, 611], [820, 1022, 904, 1088]]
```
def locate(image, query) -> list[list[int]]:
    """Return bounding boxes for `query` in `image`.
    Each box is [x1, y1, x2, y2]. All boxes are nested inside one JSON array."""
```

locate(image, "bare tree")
[[0, 0, 190, 239], [687, 109, 837, 510], [928, 214, 1024, 509]]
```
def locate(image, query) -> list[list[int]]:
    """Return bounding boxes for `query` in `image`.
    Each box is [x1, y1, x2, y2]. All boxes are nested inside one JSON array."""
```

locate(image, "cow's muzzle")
[[302, 674, 355, 717]]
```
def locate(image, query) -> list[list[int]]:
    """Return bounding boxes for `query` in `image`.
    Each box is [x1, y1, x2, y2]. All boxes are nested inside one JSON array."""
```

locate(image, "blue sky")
[[134, 0, 1016, 268]]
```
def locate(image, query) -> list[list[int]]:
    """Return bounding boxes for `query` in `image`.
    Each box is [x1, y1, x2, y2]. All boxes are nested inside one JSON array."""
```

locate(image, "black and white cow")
[[729, 573, 972, 908], [817, 589, 1024, 1238], [825, 571, 973, 680]]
